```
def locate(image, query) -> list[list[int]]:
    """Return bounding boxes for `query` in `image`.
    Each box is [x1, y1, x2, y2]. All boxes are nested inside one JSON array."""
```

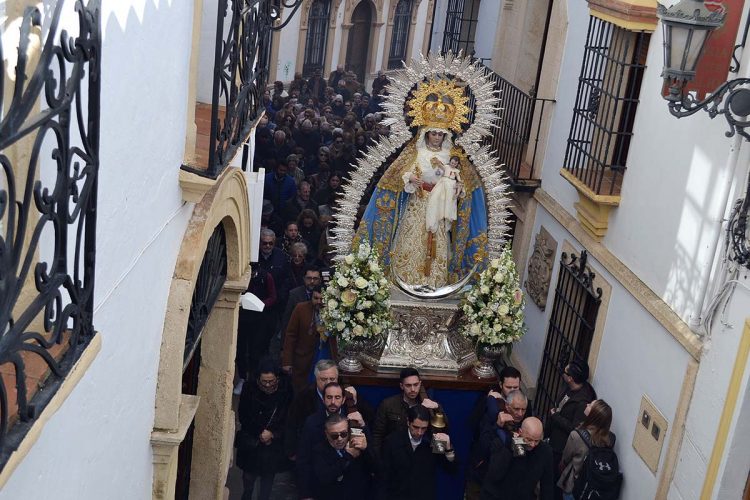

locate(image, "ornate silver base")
[[358, 289, 476, 376], [472, 360, 497, 378], [338, 354, 363, 373]]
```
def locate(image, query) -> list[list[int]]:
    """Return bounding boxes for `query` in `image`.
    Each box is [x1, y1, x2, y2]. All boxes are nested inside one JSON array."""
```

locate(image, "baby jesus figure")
[[426, 155, 464, 233]]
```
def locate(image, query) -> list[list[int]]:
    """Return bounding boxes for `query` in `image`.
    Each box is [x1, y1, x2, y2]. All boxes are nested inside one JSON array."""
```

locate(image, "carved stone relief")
[[525, 226, 557, 311]]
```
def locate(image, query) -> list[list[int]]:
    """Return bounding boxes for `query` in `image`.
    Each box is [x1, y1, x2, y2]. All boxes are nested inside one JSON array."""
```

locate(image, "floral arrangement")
[[460, 245, 525, 345], [321, 241, 391, 345]]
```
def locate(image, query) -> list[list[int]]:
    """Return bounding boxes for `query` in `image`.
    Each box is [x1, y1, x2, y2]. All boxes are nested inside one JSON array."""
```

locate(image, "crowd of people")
[[234, 75, 622, 500], [234, 356, 620, 500], [237, 68, 393, 394]]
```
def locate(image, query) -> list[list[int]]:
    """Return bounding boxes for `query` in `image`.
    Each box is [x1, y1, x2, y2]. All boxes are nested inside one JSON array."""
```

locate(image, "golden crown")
[[406, 79, 470, 133]]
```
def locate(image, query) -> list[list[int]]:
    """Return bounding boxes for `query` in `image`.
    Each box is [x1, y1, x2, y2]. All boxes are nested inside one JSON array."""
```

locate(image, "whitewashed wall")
[[276, 5, 302, 81], [669, 271, 750, 499], [515, 1, 750, 499], [0, 0, 195, 497], [537, 0, 744, 325], [473, 0, 500, 61], [518, 208, 693, 500], [429, 0, 447, 53]]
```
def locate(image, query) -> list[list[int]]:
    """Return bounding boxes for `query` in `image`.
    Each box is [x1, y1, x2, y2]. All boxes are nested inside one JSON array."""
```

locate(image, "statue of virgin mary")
[[353, 78, 489, 288]]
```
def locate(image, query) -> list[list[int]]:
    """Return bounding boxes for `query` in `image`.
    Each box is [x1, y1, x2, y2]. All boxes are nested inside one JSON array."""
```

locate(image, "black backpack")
[[572, 429, 623, 500]]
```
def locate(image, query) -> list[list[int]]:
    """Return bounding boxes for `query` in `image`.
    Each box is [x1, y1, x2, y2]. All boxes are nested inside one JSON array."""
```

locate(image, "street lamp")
[[656, 0, 750, 139]]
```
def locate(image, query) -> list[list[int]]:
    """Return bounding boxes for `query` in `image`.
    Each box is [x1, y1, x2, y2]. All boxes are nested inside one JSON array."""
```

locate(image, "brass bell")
[[430, 411, 447, 430]]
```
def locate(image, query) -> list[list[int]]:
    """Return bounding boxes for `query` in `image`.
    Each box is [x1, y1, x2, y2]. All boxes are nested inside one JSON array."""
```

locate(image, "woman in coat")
[[557, 399, 615, 500], [236, 358, 292, 500]]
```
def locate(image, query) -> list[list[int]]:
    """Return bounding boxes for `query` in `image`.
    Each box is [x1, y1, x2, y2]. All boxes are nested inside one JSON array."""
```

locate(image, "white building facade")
[[442, 0, 750, 498]]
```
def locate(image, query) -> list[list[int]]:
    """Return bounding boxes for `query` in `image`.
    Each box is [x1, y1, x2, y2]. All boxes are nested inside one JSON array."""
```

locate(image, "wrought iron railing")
[[184, 0, 303, 179], [0, 0, 100, 468], [483, 69, 555, 191]]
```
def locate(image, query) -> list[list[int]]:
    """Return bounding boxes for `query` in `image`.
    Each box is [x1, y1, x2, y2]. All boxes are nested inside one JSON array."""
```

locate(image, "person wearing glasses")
[[296, 382, 369, 500], [312, 413, 375, 498], [235, 358, 292, 500]]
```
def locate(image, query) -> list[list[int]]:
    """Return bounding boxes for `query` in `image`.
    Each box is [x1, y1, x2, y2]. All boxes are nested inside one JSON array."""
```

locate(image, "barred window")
[[441, 0, 481, 56], [303, 0, 331, 76], [388, 0, 413, 69], [563, 17, 650, 196]]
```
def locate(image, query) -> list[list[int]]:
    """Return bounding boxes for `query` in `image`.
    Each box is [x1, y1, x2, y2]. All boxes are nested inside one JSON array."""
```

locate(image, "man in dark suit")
[[281, 285, 324, 392], [312, 414, 375, 498], [372, 367, 448, 454], [297, 382, 369, 499], [379, 405, 456, 500], [480, 417, 554, 500], [284, 359, 338, 459], [467, 367, 526, 497]]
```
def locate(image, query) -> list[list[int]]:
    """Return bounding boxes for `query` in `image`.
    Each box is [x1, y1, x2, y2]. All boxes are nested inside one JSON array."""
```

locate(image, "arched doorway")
[[345, 1, 374, 84]]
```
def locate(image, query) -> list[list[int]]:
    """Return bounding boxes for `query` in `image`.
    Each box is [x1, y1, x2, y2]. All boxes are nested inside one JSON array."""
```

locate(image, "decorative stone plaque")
[[525, 226, 557, 311]]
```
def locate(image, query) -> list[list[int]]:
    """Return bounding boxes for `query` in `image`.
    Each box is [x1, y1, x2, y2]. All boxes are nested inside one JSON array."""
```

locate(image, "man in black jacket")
[[480, 417, 553, 500], [372, 367, 447, 454], [545, 358, 596, 492], [312, 414, 375, 499], [379, 405, 456, 500], [297, 382, 369, 499]]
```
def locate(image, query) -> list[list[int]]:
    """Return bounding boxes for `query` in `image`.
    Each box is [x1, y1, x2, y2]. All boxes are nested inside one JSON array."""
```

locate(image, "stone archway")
[[151, 168, 251, 500]]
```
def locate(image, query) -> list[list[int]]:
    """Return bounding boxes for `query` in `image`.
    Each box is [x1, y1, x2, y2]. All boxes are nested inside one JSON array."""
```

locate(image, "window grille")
[[303, 0, 331, 77], [0, 0, 100, 470], [441, 0, 481, 56], [533, 251, 602, 419], [388, 0, 413, 69], [563, 16, 650, 196]]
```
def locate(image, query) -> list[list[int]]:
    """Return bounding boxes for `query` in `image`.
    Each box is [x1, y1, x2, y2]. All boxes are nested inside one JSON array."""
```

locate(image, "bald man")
[[480, 417, 554, 500]]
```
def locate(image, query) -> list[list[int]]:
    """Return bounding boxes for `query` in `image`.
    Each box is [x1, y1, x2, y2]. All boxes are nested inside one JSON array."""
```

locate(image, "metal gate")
[[533, 250, 602, 419]]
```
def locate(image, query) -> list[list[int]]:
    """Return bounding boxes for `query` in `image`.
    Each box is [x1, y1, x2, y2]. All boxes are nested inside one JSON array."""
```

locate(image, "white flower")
[[480, 285, 490, 294], [362, 300, 372, 309], [499, 304, 509, 315], [355, 277, 368, 289], [491, 258, 501, 268], [372, 324, 382, 334], [344, 254, 355, 265], [336, 321, 346, 331], [493, 271, 505, 282], [493, 323, 502, 332], [356, 312, 365, 321], [369, 261, 379, 273], [337, 276, 349, 287], [327, 299, 338, 310], [353, 324, 365, 336], [470, 323, 481, 335]]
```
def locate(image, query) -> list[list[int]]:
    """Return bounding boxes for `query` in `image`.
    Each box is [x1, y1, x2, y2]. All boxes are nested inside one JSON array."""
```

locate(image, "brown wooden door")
[[345, 1, 373, 84]]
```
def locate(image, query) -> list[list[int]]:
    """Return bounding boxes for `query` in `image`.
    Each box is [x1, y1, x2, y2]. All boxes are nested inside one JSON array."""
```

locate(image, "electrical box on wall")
[[632, 395, 668, 473]]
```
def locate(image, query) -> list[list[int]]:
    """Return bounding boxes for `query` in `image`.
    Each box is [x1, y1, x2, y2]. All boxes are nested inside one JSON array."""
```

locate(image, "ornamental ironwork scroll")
[[186, 0, 303, 178], [0, 0, 100, 468]]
